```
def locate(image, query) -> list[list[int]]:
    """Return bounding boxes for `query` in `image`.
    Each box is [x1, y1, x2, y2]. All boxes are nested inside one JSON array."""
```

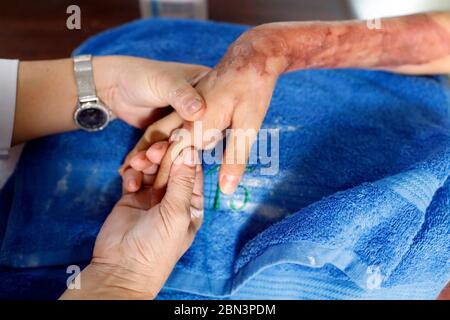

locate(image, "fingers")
[[123, 141, 170, 193], [145, 141, 170, 164], [147, 141, 173, 205], [140, 111, 184, 145], [148, 142, 183, 207], [180, 164, 204, 254], [140, 142, 204, 234], [159, 148, 198, 222], [164, 76, 207, 122], [189, 164, 204, 232], [123, 150, 154, 193], [151, 142, 182, 192], [122, 167, 143, 194], [119, 112, 183, 175], [122, 166, 157, 194], [129, 151, 152, 172], [186, 65, 211, 87], [219, 110, 261, 195]]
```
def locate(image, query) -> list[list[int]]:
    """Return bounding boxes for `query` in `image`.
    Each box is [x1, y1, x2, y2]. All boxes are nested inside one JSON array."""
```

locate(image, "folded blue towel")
[[0, 18, 449, 300]]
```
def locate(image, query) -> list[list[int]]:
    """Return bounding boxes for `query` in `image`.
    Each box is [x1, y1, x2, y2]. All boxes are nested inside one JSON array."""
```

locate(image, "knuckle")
[[160, 198, 190, 226], [172, 174, 196, 192]]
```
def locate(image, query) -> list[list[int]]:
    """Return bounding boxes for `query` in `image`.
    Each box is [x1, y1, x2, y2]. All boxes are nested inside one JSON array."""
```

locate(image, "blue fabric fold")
[[0, 18, 449, 299]]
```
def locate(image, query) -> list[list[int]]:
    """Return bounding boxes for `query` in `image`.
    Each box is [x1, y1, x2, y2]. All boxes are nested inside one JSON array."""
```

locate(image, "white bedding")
[[0, 144, 24, 189]]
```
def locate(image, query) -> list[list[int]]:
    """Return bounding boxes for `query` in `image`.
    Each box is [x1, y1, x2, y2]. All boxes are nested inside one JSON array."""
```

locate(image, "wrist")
[[92, 56, 120, 110], [60, 262, 158, 300], [219, 25, 289, 79], [248, 24, 291, 75]]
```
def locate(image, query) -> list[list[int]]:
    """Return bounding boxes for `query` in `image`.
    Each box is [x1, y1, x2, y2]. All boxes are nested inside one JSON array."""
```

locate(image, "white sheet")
[[0, 144, 24, 189]]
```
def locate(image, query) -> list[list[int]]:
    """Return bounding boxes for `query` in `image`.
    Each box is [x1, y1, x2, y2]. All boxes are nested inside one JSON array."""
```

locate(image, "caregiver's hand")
[[12, 56, 210, 144], [189, 27, 288, 194], [121, 12, 450, 195], [94, 56, 210, 128], [121, 27, 289, 194], [60, 147, 203, 300]]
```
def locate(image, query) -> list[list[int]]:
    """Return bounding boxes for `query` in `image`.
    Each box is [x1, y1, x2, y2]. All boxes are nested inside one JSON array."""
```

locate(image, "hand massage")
[[0, 3, 449, 302]]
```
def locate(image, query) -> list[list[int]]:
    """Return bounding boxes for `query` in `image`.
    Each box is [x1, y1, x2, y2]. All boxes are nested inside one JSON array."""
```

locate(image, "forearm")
[[284, 12, 450, 74], [13, 57, 114, 145], [222, 12, 450, 78]]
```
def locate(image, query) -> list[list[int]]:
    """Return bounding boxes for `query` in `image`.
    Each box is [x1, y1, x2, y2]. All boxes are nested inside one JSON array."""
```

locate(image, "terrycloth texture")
[[0, 19, 449, 300]]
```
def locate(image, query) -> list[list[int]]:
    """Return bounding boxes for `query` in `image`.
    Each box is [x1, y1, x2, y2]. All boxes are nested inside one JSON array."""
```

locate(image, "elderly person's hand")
[[60, 147, 203, 299], [120, 12, 450, 195], [118, 30, 283, 194]]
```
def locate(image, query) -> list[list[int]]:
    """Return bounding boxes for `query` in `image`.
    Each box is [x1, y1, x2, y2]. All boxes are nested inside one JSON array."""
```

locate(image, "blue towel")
[[0, 18, 449, 300]]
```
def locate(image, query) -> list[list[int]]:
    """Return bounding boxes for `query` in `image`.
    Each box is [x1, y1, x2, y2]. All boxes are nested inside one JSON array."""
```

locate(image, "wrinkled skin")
[[92, 148, 203, 297]]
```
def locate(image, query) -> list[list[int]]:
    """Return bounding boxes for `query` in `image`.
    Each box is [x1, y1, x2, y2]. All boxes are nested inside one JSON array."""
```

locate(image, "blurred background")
[[1, 0, 450, 60]]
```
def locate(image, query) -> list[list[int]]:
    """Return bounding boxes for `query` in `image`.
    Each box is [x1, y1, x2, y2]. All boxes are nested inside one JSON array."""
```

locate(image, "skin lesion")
[[331, 14, 448, 70], [217, 12, 450, 76], [215, 27, 290, 78], [286, 13, 450, 71], [378, 14, 450, 67]]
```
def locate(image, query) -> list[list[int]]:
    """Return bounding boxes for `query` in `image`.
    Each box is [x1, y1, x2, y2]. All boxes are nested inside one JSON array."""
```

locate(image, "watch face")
[[75, 102, 110, 131]]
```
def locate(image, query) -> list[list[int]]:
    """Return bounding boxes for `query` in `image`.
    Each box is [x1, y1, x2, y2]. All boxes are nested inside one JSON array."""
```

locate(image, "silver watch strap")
[[73, 55, 98, 103]]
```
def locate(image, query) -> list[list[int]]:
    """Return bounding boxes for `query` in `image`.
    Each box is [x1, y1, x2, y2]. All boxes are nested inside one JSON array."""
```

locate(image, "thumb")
[[159, 148, 198, 222], [164, 77, 206, 121]]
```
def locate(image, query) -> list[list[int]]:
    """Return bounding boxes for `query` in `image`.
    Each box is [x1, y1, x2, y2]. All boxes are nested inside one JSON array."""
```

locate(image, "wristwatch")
[[73, 55, 112, 131]]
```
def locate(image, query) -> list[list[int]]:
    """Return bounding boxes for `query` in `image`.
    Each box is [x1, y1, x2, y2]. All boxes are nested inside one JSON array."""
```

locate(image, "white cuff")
[[0, 59, 19, 156]]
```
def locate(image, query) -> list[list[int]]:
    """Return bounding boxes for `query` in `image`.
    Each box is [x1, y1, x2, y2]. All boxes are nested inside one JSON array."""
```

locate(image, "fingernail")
[[220, 174, 239, 194], [130, 156, 146, 169], [182, 148, 196, 166], [128, 180, 138, 191], [185, 99, 202, 115]]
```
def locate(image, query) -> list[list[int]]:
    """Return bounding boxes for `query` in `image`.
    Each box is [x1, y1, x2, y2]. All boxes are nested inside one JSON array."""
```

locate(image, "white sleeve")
[[0, 59, 19, 156]]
